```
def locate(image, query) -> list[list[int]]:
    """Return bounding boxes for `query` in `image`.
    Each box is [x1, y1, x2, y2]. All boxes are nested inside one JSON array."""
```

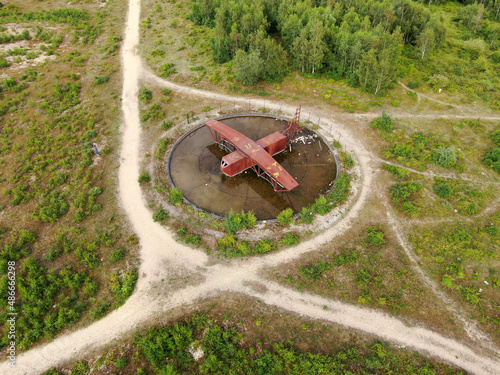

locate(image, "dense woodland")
[[189, 0, 500, 98]]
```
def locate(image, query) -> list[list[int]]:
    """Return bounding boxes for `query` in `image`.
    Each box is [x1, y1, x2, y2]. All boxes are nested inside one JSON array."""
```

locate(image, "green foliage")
[[71, 361, 89, 375], [483, 148, 500, 173], [432, 177, 490, 215], [169, 187, 183, 205], [366, 226, 386, 247], [383, 130, 462, 171], [161, 120, 174, 130], [277, 208, 294, 225], [390, 180, 423, 216], [109, 248, 126, 262], [299, 206, 314, 224], [339, 150, 354, 168], [89, 301, 110, 320], [491, 129, 500, 146], [300, 261, 332, 280], [93, 75, 109, 85], [327, 172, 351, 207], [382, 163, 409, 180], [224, 210, 256, 234], [433, 182, 451, 198], [108, 269, 138, 306], [280, 232, 300, 247], [432, 147, 457, 168], [159, 63, 176, 77], [135, 323, 193, 373], [133, 313, 459, 374], [370, 113, 394, 133], [156, 137, 172, 158], [312, 195, 330, 215], [153, 207, 170, 222], [140, 103, 165, 122], [32, 191, 69, 223], [233, 49, 263, 85], [138, 172, 151, 183], [138, 87, 152, 103]]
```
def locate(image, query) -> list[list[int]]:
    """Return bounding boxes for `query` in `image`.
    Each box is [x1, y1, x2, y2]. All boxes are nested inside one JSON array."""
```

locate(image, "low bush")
[[366, 226, 385, 246], [277, 208, 294, 225], [153, 207, 170, 222], [483, 148, 500, 173], [138, 87, 152, 103], [370, 112, 394, 133], [280, 232, 300, 247], [138, 172, 151, 183], [300, 261, 332, 280], [224, 210, 256, 234], [169, 188, 183, 205]]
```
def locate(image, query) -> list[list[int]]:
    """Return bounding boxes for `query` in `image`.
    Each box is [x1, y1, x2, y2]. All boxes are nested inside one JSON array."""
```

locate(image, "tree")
[[233, 49, 262, 85], [292, 28, 310, 73], [417, 27, 436, 59], [251, 32, 288, 81], [308, 20, 326, 74]]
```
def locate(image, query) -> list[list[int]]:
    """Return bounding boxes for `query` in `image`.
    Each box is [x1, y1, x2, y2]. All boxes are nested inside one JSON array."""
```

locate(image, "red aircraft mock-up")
[[205, 107, 303, 192]]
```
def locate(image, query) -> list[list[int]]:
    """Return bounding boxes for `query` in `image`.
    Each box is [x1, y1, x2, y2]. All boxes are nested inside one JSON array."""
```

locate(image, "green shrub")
[[366, 226, 385, 246], [312, 195, 330, 215], [94, 75, 109, 85], [433, 182, 452, 198], [0, 57, 10, 68], [153, 207, 170, 222], [217, 234, 237, 251], [491, 129, 500, 146], [185, 233, 202, 245], [339, 150, 354, 168], [299, 206, 314, 224], [482, 147, 500, 173], [177, 227, 188, 238], [432, 147, 457, 168], [169, 188, 183, 205], [71, 361, 89, 375], [162, 88, 172, 95], [89, 302, 110, 320], [370, 112, 394, 132], [277, 208, 294, 225], [138, 172, 151, 183], [141, 104, 165, 122], [138, 87, 152, 103], [300, 261, 332, 280], [32, 191, 69, 223], [161, 121, 174, 130], [224, 210, 256, 234], [159, 63, 176, 77], [156, 138, 172, 158], [390, 181, 423, 215], [407, 81, 420, 89], [253, 239, 276, 254], [109, 248, 126, 262], [280, 232, 300, 247], [382, 163, 408, 180]]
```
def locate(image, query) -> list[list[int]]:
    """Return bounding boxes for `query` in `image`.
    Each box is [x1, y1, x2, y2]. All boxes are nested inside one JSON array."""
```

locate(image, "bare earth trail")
[[2, 0, 500, 373]]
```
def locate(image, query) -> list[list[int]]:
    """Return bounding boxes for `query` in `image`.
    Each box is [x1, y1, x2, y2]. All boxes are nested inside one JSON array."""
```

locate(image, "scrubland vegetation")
[[0, 0, 137, 351], [42, 306, 466, 374]]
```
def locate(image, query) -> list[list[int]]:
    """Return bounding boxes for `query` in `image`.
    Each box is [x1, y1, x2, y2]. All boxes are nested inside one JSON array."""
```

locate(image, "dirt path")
[[2, 0, 500, 373]]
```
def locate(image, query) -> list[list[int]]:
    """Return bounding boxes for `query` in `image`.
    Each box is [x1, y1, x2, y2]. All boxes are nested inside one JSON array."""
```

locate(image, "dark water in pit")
[[168, 115, 338, 220]]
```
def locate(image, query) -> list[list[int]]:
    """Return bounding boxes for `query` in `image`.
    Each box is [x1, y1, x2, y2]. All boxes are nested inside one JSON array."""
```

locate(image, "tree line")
[[190, 0, 498, 94]]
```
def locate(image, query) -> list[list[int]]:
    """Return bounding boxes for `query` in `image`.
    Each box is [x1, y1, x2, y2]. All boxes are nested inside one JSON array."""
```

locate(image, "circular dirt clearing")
[[167, 114, 338, 220]]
